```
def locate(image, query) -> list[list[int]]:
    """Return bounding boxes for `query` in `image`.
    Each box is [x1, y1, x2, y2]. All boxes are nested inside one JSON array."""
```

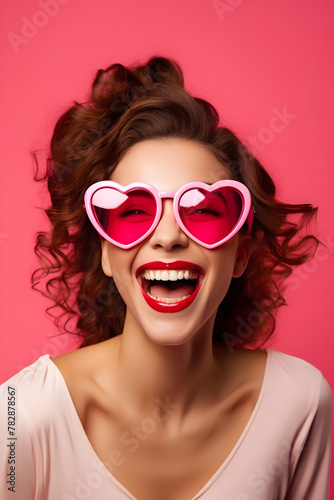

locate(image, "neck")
[[110, 310, 228, 418]]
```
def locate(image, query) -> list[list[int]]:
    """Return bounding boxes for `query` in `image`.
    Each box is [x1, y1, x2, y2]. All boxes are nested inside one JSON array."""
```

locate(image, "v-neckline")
[[47, 348, 272, 500]]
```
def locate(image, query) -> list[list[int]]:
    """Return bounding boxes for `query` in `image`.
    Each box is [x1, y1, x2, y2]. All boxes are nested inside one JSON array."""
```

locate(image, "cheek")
[[211, 241, 238, 272], [104, 246, 138, 299], [209, 248, 238, 297]]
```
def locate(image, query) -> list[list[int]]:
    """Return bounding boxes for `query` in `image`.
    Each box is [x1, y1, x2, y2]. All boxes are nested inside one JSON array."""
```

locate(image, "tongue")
[[150, 283, 195, 299]]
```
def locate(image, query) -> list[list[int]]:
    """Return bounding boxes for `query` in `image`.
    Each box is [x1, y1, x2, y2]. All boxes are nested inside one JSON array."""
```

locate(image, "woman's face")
[[101, 138, 251, 346]]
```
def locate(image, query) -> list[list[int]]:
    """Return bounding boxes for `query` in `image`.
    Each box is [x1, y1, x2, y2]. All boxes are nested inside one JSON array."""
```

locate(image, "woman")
[[0, 57, 332, 499]]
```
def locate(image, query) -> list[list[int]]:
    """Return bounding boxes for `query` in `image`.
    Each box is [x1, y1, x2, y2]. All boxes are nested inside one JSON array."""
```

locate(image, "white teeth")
[[169, 270, 178, 281], [155, 270, 161, 280], [161, 270, 169, 281], [142, 269, 198, 281], [147, 292, 190, 303]]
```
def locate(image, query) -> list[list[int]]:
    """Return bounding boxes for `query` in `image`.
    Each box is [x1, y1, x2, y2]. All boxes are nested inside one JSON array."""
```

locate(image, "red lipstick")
[[136, 261, 204, 313]]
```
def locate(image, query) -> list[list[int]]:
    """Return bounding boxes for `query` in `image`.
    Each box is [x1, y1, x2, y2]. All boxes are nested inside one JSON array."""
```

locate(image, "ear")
[[101, 239, 113, 277], [232, 235, 252, 278]]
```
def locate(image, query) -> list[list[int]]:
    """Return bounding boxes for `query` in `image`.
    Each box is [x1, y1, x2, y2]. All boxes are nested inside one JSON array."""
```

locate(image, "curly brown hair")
[[32, 56, 319, 349]]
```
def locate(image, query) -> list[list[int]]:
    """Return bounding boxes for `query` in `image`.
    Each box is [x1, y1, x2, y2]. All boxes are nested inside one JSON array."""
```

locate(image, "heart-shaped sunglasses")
[[84, 180, 254, 249]]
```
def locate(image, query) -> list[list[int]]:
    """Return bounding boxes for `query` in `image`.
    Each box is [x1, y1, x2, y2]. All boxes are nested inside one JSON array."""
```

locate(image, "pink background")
[[1, 0, 333, 492]]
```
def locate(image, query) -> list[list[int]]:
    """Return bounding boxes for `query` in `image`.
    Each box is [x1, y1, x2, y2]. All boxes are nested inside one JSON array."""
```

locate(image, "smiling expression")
[[101, 138, 252, 346]]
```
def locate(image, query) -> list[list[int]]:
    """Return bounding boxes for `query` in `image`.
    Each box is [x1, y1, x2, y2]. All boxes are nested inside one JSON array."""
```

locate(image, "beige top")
[[0, 349, 332, 499]]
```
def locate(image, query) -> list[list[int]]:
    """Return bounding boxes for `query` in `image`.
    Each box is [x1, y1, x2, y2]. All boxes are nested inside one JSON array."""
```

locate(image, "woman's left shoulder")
[[266, 349, 332, 413]]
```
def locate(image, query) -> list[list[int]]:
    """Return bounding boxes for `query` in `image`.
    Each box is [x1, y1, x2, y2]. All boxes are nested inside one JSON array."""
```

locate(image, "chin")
[[148, 333, 195, 347], [140, 315, 208, 347]]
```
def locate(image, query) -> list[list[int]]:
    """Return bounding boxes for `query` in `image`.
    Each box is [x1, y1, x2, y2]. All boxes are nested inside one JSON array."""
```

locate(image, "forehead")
[[111, 138, 229, 191]]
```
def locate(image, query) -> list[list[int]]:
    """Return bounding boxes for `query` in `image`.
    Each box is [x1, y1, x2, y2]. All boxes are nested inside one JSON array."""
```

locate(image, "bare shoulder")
[[235, 347, 268, 371], [213, 345, 268, 400], [237, 348, 268, 386], [214, 344, 267, 374], [51, 337, 119, 377]]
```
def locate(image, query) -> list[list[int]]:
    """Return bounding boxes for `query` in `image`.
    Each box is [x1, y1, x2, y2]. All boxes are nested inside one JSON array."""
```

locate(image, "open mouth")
[[136, 261, 204, 313], [143, 268, 199, 302]]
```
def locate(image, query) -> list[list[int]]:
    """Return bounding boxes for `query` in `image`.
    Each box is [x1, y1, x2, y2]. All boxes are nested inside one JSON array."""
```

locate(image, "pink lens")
[[92, 187, 157, 246], [178, 187, 243, 245]]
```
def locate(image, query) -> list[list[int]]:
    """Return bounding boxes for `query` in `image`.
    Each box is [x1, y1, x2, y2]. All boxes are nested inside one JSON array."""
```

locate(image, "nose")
[[149, 200, 189, 251]]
